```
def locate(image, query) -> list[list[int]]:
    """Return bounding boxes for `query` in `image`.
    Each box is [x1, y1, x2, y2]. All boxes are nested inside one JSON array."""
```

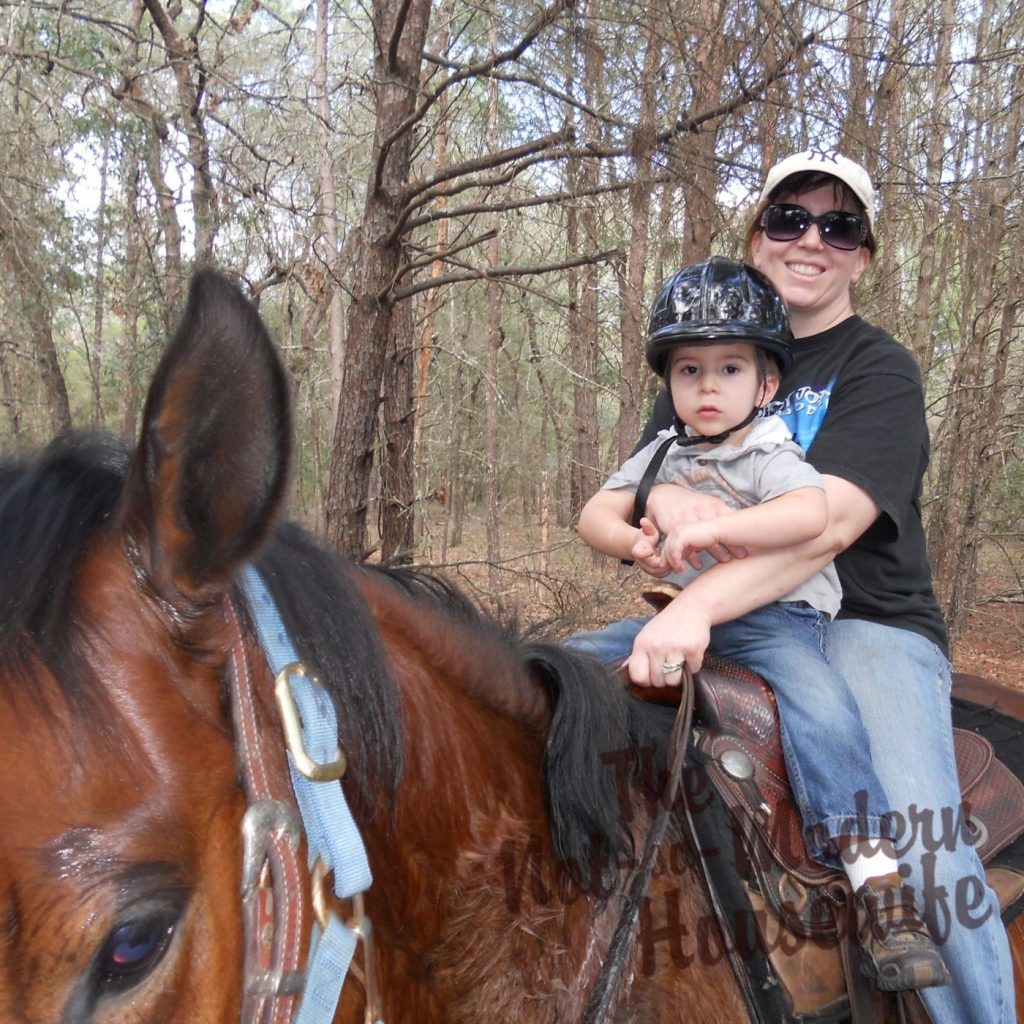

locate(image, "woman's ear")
[[850, 244, 871, 285]]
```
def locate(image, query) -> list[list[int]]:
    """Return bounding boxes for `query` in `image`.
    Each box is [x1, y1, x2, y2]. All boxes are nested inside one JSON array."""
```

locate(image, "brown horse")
[[0, 271, 1021, 1023], [0, 272, 746, 1023]]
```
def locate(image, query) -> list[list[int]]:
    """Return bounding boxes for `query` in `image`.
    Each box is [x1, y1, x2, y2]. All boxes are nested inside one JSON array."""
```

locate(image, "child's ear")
[[759, 373, 781, 406]]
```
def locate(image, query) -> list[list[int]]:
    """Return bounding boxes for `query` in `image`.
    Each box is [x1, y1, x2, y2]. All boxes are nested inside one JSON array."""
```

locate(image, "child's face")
[[667, 342, 778, 439]]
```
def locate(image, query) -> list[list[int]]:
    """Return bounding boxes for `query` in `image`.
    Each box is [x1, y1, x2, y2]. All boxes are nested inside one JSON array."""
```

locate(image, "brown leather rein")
[[582, 669, 764, 1024]]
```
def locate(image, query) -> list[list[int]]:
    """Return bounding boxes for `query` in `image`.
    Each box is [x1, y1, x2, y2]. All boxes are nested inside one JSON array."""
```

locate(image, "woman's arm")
[[660, 486, 827, 572], [643, 482, 747, 567], [628, 474, 880, 685]]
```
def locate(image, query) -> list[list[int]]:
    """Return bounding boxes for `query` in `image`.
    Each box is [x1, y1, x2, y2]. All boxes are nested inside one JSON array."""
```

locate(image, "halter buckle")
[[274, 661, 347, 781], [241, 799, 302, 893]]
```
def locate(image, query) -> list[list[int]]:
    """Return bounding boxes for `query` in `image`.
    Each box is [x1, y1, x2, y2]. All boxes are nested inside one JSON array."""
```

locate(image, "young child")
[[575, 257, 948, 993]]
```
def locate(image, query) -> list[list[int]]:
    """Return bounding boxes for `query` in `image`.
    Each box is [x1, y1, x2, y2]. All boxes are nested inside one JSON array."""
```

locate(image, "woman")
[[571, 150, 1014, 1022]]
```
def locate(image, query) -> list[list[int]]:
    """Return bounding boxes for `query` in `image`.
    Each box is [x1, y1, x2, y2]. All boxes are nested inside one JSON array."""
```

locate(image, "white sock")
[[842, 841, 901, 892]]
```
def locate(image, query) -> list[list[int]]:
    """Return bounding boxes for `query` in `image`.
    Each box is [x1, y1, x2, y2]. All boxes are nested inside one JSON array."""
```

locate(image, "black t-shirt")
[[639, 316, 948, 655]]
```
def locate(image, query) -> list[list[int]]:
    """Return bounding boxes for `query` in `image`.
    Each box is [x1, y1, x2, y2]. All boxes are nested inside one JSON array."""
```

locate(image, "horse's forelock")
[[0, 433, 130, 712]]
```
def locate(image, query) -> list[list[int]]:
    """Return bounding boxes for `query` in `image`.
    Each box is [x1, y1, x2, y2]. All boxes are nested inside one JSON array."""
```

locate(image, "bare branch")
[[387, 249, 622, 303]]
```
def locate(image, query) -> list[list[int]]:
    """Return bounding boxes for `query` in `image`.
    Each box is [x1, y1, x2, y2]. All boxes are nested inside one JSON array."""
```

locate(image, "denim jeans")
[[708, 603, 895, 862], [825, 619, 1014, 1024], [568, 612, 1016, 1022], [566, 615, 649, 664], [572, 604, 892, 862]]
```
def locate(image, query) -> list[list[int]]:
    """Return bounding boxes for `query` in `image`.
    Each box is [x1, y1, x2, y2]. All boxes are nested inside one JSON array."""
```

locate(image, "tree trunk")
[[142, 0, 219, 260], [0, 246, 71, 436], [89, 132, 111, 428], [413, 0, 455, 508], [928, 41, 1022, 645], [0, 330, 20, 441], [315, 0, 346, 422], [325, 0, 433, 556], [380, 296, 416, 562], [440, 364, 467, 560], [618, 30, 661, 463], [120, 156, 145, 438], [484, 9, 502, 593], [907, 0, 953, 373], [568, 3, 601, 522]]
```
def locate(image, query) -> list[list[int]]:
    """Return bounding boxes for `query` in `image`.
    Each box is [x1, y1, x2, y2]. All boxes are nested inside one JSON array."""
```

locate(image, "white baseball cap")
[[758, 150, 876, 230]]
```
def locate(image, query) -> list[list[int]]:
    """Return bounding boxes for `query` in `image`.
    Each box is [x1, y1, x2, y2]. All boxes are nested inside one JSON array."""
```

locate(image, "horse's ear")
[[122, 269, 292, 605]]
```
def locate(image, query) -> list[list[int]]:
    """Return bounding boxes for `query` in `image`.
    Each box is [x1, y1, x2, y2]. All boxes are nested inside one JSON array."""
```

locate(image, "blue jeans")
[[709, 604, 894, 863], [568, 612, 1015, 1022], [574, 604, 893, 863], [825, 619, 1013, 1024]]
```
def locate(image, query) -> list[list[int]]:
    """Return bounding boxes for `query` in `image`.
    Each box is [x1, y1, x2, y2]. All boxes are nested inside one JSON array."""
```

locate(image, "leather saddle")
[[629, 587, 1024, 1022]]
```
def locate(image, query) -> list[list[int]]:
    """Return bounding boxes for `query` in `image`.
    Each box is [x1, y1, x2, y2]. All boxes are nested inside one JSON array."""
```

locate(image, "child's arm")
[[577, 488, 643, 560], [660, 486, 827, 574], [578, 490, 673, 576]]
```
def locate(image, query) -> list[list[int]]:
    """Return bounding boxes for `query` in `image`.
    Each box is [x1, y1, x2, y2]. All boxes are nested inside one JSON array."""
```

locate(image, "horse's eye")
[[95, 913, 177, 994]]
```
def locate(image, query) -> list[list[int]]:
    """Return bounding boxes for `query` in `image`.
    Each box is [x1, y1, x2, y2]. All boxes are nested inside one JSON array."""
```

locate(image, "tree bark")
[[380, 296, 416, 562], [484, 7, 502, 592], [89, 132, 111, 428], [617, 29, 661, 464], [567, 2, 601, 522], [325, 0, 433, 556], [679, 0, 727, 264], [142, 0, 219, 260], [315, 0, 346, 422]]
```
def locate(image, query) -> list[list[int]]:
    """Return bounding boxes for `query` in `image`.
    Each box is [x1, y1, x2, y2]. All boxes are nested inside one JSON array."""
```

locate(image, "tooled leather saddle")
[[631, 588, 1024, 1023]]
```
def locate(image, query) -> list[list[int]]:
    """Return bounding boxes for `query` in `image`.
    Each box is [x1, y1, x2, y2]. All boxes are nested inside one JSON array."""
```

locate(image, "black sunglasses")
[[761, 204, 867, 252]]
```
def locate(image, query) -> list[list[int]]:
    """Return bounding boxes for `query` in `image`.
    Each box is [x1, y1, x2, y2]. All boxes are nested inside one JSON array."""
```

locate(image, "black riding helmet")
[[645, 256, 793, 377], [625, 260, 796, 534]]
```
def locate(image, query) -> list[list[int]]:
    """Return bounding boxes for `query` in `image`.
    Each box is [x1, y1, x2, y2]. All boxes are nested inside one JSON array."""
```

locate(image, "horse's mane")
[[252, 524, 405, 820], [257, 537, 673, 874]]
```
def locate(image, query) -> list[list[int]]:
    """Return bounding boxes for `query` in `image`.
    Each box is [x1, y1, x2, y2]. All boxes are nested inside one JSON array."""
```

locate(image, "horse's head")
[[0, 272, 291, 1022]]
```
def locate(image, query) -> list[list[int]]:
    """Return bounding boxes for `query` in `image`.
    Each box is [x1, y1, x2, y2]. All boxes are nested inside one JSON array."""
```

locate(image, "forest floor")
[[414, 509, 1024, 691]]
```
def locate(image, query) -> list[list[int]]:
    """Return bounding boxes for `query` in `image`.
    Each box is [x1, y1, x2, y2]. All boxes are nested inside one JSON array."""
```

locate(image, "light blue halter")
[[237, 564, 379, 1024]]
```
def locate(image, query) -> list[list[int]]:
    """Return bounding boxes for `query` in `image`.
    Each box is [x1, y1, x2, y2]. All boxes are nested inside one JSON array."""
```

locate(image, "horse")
[[1, 270, 1021, 1023], [0, 271, 749, 1023]]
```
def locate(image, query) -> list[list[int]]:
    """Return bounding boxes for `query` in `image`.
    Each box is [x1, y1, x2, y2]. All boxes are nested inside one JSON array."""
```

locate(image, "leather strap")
[[225, 595, 310, 1024], [582, 670, 696, 1022]]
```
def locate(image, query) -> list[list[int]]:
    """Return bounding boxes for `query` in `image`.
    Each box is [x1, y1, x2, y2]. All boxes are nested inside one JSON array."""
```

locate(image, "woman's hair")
[[743, 170, 878, 261]]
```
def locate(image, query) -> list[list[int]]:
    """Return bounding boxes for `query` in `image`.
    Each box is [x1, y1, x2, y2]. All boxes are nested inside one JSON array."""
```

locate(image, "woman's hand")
[[626, 595, 712, 685], [644, 484, 747, 565]]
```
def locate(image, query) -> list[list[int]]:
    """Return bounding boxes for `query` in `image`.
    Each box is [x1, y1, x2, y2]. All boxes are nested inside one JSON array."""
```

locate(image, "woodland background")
[[0, 0, 1020, 670]]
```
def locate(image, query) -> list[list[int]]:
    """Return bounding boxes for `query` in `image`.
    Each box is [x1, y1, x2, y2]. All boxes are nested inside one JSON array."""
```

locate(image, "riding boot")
[[854, 872, 951, 992]]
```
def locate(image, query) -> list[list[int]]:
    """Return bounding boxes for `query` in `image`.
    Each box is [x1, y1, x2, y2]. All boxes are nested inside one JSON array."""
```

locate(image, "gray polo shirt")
[[603, 415, 842, 617]]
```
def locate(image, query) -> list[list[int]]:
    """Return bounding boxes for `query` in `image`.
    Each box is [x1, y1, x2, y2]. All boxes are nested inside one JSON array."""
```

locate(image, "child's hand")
[[644, 485, 746, 564], [661, 521, 717, 572], [631, 518, 672, 577]]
